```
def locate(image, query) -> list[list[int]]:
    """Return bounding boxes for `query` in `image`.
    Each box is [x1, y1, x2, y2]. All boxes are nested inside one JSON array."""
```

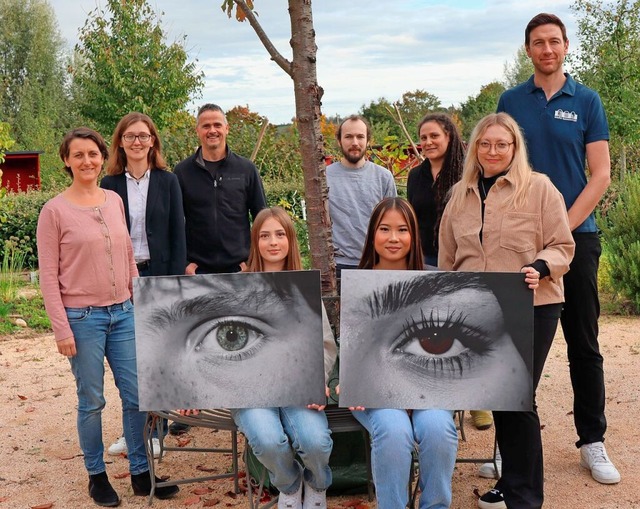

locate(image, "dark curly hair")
[[416, 113, 465, 247]]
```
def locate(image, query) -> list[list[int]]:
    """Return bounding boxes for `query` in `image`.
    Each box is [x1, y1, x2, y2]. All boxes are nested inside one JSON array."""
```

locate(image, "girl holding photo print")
[[232, 206, 337, 509], [348, 197, 459, 509]]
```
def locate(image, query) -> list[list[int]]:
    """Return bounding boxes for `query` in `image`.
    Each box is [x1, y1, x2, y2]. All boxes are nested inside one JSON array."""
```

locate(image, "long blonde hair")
[[448, 112, 532, 213], [246, 207, 302, 272]]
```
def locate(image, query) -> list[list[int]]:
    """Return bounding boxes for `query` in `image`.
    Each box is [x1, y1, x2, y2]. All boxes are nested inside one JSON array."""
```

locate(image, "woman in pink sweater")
[[36, 127, 179, 507]]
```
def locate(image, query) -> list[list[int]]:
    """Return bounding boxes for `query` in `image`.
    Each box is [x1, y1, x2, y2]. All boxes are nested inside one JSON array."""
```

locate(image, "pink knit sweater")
[[36, 190, 138, 340]]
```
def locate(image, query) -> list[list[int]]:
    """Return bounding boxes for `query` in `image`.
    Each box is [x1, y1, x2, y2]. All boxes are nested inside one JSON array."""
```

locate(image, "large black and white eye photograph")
[[134, 271, 326, 410], [338, 270, 533, 411]]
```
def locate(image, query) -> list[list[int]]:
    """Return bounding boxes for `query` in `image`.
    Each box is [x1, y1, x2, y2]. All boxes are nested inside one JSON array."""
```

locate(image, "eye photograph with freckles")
[[338, 270, 533, 411], [133, 271, 326, 410]]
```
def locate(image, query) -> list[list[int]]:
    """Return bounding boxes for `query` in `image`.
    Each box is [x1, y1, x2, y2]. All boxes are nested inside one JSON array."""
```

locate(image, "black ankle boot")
[[88, 472, 121, 507], [131, 471, 179, 500]]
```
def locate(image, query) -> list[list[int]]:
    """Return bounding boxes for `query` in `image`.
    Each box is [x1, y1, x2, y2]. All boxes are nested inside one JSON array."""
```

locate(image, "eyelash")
[[392, 308, 490, 375]]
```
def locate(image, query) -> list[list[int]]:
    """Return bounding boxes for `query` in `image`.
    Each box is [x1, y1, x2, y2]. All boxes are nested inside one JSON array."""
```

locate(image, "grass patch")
[[0, 283, 51, 335]]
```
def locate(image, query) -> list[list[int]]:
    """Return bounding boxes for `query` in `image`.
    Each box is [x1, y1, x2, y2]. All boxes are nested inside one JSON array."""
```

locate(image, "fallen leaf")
[[25, 407, 36, 413], [203, 499, 220, 507], [224, 490, 237, 499], [196, 465, 215, 473], [177, 437, 191, 447], [30, 503, 54, 509], [18, 394, 28, 400], [192, 487, 213, 495], [183, 495, 200, 505], [237, 471, 246, 479], [0, 497, 9, 502], [113, 472, 130, 479]]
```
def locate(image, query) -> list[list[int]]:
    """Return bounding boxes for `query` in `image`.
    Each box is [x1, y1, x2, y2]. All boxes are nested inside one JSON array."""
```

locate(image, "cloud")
[[49, 0, 574, 124]]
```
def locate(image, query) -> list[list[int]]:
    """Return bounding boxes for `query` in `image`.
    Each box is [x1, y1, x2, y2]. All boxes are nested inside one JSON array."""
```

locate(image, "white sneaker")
[[278, 482, 303, 509], [303, 481, 327, 509], [580, 441, 621, 484], [478, 447, 502, 479], [107, 436, 127, 456], [107, 436, 161, 459]]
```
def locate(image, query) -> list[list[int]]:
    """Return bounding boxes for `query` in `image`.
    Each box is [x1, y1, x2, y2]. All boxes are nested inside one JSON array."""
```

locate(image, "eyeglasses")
[[477, 141, 514, 154], [122, 133, 152, 143]]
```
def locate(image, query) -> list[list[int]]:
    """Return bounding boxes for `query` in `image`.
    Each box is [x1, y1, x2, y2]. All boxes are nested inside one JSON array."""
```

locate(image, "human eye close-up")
[[391, 307, 492, 375], [187, 316, 268, 360]]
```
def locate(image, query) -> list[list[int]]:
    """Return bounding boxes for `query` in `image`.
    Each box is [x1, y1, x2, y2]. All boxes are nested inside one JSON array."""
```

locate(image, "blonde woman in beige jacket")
[[439, 112, 575, 509]]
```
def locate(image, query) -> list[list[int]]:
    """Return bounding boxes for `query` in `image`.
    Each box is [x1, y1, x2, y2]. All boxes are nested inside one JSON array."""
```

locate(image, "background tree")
[[503, 46, 534, 88], [0, 0, 71, 181], [458, 81, 505, 139], [72, 0, 204, 135], [360, 89, 442, 141], [570, 0, 640, 177], [222, 0, 337, 297]]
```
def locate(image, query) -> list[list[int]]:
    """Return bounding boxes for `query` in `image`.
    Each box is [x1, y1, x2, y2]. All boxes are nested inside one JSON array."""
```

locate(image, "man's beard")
[[342, 146, 365, 164]]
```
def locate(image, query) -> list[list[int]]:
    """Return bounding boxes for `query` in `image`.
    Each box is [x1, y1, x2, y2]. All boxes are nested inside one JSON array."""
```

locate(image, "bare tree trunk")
[[287, 0, 336, 298], [231, 0, 337, 299]]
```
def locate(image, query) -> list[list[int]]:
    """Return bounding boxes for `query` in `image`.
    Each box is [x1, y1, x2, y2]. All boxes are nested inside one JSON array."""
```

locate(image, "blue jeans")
[[352, 409, 457, 509], [232, 407, 333, 494], [66, 300, 148, 476]]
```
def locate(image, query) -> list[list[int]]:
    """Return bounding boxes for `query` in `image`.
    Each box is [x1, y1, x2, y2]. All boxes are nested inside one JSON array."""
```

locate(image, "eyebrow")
[[366, 274, 484, 319], [148, 285, 287, 330]]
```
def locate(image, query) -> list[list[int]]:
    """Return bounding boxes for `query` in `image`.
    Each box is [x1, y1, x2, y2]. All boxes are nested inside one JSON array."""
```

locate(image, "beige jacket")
[[438, 172, 575, 306]]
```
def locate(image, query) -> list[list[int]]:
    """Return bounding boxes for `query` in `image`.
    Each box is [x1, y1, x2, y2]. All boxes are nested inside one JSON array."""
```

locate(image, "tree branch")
[[232, 0, 293, 76]]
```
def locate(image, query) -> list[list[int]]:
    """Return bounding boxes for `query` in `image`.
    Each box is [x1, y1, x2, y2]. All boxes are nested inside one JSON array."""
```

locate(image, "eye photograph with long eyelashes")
[[338, 270, 534, 411], [133, 271, 326, 410]]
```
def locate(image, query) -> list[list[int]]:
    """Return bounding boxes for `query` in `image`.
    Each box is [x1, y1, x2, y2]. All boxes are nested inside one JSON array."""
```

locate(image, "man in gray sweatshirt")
[[326, 115, 397, 276]]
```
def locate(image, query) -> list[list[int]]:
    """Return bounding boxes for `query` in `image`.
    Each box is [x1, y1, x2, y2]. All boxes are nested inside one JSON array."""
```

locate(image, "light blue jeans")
[[66, 300, 148, 476], [352, 408, 457, 509], [232, 407, 333, 494]]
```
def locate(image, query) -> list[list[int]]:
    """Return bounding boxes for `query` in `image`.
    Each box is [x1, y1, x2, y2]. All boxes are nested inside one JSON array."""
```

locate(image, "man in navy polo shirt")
[[477, 11, 620, 509]]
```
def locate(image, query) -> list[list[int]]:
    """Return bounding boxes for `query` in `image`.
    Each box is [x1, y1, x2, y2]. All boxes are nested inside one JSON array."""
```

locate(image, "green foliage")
[[0, 286, 50, 334], [598, 171, 640, 313], [0, 122, 16, 164], [226, 106, 304, 183], [570, 0, 640, 176], [370, 135, 416, 194], [73, 0, 204, 135], [0, 0, 71, 167], [0, 238, 26, 302], [502, 46, 534, 88], [360, 89, 442, 140], [160, 110, 199, 169], [458, 82, 506, 139], [0, 189, 57, 269]]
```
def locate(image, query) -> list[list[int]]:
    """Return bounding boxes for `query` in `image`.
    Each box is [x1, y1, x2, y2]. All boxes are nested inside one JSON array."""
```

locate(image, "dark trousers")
[[561, 232, 607, 447], [494, 303, 562, 509]]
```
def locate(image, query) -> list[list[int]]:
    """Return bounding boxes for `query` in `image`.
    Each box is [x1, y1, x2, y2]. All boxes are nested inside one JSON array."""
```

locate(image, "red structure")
[[0, 151, 43, 192]]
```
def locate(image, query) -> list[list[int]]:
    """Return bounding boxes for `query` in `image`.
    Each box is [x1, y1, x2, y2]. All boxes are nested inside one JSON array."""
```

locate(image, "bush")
[[598, 172, 640, 313], [0, 189, 58, 269]]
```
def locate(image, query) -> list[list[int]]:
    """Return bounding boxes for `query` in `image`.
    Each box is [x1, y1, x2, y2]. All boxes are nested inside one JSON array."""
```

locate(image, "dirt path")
[[1, 315, 638, 508]]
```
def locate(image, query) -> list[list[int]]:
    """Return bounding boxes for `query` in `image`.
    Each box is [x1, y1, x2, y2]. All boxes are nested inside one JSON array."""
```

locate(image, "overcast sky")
[[48, 0, 575, 124]]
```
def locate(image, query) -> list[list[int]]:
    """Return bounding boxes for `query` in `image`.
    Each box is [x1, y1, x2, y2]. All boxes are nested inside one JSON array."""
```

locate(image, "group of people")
[[35, 11, 619, 509]]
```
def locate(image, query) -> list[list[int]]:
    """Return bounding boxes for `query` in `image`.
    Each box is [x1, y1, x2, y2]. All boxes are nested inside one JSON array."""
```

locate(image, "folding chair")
[[143, 409, 240, 505]]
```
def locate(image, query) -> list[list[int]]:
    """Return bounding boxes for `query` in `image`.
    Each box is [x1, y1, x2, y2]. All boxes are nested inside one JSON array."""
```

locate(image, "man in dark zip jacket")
[[174, 103, 266, 275]]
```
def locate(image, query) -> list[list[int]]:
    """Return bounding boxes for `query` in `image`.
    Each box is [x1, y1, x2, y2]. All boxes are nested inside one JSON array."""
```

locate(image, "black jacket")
[[100, 169, 187, 276], [173, 146, 266, 272]]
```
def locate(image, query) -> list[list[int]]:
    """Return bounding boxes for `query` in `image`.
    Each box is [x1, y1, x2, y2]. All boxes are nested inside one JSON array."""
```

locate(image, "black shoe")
[[88, 472, 121, 507], [168, 421, 191, 435], [131, 471, 180, 500], [478, 488, 506, 509]]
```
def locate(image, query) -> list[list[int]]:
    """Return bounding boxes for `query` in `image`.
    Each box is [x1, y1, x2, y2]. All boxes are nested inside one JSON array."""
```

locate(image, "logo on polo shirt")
[[554, 109, 578, 122]]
